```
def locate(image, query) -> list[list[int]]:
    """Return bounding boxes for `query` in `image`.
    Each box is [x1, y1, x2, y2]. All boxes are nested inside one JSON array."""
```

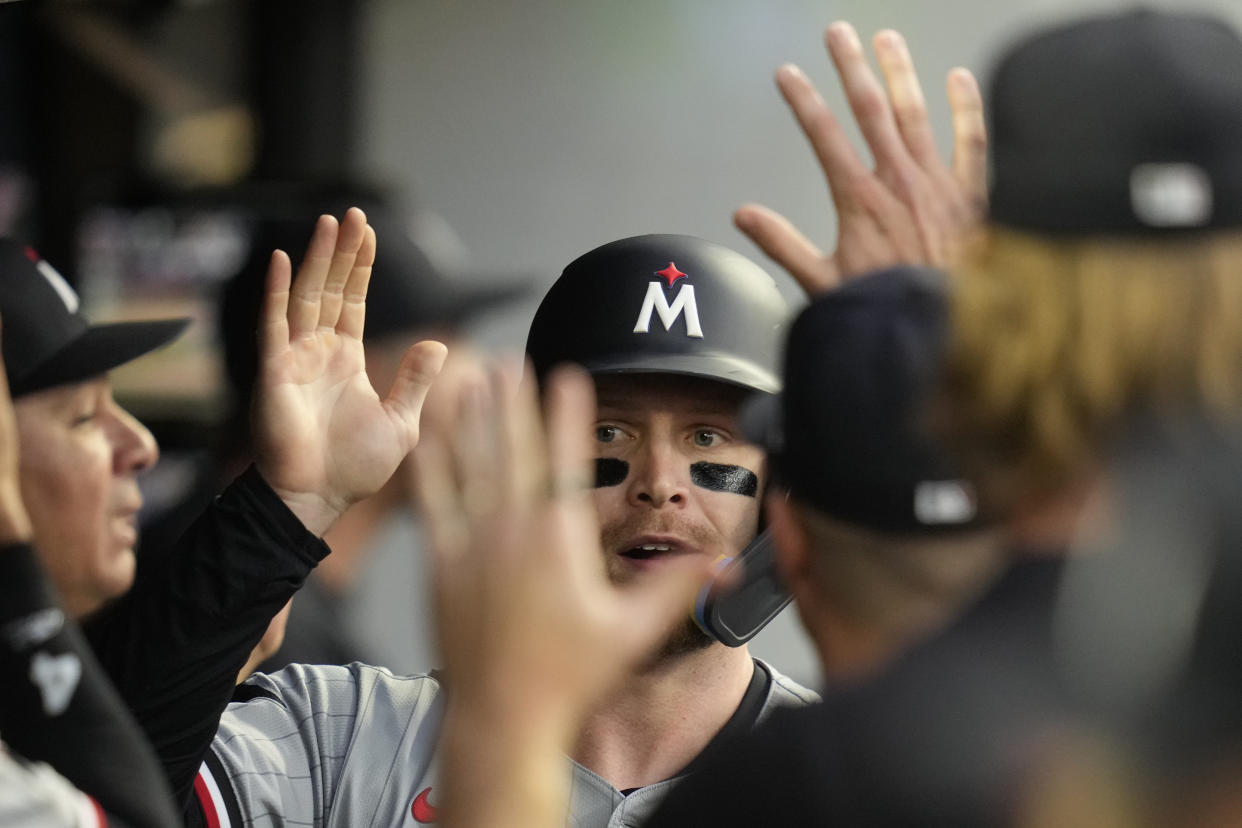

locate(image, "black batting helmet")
[[526, 234, 788, 393]]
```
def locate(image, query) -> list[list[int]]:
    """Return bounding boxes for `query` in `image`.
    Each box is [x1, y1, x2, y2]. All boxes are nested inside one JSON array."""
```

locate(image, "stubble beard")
[[600, 517, 720, 667]]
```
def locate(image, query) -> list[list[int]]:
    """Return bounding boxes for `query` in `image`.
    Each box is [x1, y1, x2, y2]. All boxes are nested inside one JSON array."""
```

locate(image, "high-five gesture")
[[253, 208, 447, 536], [738, 22, 987, 295], [414, 364, 717, 827]]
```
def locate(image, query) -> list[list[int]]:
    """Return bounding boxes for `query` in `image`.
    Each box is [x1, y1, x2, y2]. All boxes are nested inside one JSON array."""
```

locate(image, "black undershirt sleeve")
[[82, 466, 331, 809], [0, 542, 180, 828]]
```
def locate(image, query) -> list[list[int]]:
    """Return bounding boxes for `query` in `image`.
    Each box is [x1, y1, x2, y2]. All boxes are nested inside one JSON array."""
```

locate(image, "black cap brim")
[[11, 317, 191, 397]]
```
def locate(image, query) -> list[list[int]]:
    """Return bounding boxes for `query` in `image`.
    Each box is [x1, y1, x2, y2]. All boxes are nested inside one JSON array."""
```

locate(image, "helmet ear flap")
[[525, 234, 789, 396]]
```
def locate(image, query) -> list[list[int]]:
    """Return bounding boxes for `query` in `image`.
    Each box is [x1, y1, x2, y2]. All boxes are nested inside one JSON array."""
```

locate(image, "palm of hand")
[[257, 332, 405, 517]]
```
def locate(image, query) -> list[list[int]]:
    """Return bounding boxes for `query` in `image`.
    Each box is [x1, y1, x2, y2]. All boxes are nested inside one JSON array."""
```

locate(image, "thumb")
[[615, 556, 717, 666], [733, 204, 839, 297], [383, 340, 449, 448]]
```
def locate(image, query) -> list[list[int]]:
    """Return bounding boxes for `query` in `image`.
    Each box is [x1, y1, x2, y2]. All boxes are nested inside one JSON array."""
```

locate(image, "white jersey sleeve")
[[196, 663, 446, 828]]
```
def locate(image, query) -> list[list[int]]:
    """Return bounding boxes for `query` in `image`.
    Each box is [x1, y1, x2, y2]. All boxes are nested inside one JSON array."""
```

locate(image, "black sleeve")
[[0, 542, 180, 828], [82, 465, 332, 808]]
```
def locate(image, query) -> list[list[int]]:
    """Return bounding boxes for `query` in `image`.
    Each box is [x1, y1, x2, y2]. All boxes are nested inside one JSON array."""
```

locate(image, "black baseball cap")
[[988, 10, 1242, 234], [0, 239, 190, 397], [742, 266, 983, 534]]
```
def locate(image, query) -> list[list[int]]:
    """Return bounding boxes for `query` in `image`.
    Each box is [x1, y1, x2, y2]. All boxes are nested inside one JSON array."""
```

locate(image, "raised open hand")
[[253, 208, 447, 536], [414, 363, 716, 826], [738, 22, 987, 295]]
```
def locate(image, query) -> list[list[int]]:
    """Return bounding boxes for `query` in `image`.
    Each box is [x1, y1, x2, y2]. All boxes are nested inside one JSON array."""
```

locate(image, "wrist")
[[439, 703, 573, 828], [260, 480, 348, 538]]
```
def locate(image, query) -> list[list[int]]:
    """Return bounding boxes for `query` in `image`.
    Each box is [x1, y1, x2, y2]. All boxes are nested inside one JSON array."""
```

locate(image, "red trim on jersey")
[[194, 771, 222, 828], [88, 795, 107, 827]]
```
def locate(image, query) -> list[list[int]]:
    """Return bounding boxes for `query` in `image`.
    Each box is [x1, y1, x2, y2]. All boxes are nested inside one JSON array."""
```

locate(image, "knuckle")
[[853, 86, 888, 122]]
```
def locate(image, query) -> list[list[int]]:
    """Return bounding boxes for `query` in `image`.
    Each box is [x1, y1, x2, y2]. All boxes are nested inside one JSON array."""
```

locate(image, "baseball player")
[[0, 336, 180, 828], [0, 209, 449, 810], [189, 233, 818, 828], [178, 18, 982, 827]]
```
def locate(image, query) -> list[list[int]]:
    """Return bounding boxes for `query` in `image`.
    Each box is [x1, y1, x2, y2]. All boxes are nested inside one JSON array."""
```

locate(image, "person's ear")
[[766, 490, 814, 605]]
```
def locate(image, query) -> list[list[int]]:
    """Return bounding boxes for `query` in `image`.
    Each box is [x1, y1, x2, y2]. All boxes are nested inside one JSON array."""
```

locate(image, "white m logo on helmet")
[[633, 282, 703, 338]]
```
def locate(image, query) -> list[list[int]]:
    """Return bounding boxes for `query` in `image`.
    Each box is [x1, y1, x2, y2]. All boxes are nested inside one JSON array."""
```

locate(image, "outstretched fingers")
[[336, 223, 376, 340], [734, 203, 838, 294], [286, 215, 338, 339], [776, 63, 866, 212], [314, 207, 369, 333], [873, 29, 939, 172], [494, 362, 547, 508], [258, 249, 293, 371], [412, 354, 486, 560], [384, 340, 449, 450], [948, 67, 988, 215], [825, 22, 909, 178], [542, 365, 595, 503]]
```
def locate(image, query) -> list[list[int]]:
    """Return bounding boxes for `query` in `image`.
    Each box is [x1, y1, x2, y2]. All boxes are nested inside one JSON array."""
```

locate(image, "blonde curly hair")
[[941, 227, 1242, 511]]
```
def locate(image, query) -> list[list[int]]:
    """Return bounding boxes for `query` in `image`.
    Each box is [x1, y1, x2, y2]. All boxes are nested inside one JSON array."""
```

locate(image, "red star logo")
[[656, 262, 687, 287]]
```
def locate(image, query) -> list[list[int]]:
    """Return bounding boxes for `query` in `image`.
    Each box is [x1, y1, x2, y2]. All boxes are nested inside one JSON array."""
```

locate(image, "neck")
[[1008, 471, 1112, 555], [571, 642, 754, 791]]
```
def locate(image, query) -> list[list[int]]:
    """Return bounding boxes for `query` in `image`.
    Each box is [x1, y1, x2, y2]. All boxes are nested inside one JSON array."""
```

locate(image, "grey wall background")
[[353, 0, 1242, 686]]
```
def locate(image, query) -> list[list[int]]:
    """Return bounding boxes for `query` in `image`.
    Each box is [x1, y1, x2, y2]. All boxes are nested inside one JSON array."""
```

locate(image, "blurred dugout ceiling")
[[11, 0, 361, 270], [1, 0, 365, 429]]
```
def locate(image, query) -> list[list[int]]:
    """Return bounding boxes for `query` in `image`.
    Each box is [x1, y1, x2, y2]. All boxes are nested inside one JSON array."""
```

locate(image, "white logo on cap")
[[914, 480, 976, 525], [1130, 163, 1213, 227], [633, 282, 704, 338], [35, 259, 81, 314]]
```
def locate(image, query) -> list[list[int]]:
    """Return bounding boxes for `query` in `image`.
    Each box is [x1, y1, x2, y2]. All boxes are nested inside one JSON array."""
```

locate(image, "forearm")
[[85, 465, 331, 805]]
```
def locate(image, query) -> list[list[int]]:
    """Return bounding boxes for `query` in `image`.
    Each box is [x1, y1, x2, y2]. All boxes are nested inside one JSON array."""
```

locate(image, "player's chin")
[[636, 617, 716, 671], [96, 545, 138, 600], [609, 548, 709, 582]]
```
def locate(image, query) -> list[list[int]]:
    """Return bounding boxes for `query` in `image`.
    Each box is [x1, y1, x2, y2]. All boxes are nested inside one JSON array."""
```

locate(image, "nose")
[[106, 398, 159, 475], [627, 438, 688, 509]]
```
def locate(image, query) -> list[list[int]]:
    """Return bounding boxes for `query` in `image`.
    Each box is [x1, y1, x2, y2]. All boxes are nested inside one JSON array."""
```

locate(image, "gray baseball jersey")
[[194, 660, 817, 827]]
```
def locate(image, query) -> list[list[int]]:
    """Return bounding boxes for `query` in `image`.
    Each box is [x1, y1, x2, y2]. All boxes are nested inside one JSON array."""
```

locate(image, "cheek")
[[18, 437, 119, 613], [589, 483, 629, 528], [699, 489, 764, 550], [20, 438, 113, 543]]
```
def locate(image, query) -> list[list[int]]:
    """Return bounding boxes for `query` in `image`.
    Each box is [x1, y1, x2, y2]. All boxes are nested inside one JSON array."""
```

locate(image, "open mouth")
[[621, 543, 677, 560]]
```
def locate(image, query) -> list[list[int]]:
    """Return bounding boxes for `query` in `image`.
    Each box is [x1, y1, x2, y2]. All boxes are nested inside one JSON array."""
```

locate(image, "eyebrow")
[[594, 400, 739, 421]]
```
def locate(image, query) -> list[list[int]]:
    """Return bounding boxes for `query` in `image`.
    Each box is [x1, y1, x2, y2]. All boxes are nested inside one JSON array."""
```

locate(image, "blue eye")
[[693, 429, 723, 448], [596, 425, 620, 443]]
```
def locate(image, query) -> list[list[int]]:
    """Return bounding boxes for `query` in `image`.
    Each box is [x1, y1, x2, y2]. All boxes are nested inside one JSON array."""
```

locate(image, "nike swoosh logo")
[[411, 787, 439, 824]]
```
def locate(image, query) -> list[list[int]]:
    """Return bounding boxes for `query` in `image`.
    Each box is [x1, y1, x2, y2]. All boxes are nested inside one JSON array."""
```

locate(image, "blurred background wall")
[[4, 0, 1241, 684]]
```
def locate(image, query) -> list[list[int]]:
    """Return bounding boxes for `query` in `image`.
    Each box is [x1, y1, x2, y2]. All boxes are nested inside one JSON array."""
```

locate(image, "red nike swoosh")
[[411, 787, 439, 824]]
